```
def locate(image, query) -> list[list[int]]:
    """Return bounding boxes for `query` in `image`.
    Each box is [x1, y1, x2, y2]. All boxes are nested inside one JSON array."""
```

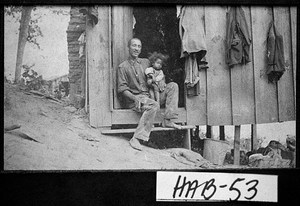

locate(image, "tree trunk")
[[14, 6, 33, 83]]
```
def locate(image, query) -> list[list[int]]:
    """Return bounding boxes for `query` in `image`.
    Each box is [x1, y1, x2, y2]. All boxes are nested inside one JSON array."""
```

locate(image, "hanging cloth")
[[179, 6, 207, 96], [225, 6, 251, 67], [179, 6, 207, 58], [184, 54, 201, 96], [266, 21, 286, 83]]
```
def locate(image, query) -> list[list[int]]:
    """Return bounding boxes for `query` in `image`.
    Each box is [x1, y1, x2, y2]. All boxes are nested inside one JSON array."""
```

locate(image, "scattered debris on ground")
[[4, 82, 294, 170], [224, 138, 295, 168], [3, 82, 208, 170]]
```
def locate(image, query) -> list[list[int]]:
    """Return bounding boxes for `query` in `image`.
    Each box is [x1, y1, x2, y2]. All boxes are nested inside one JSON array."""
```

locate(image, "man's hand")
[[134, 98, 141, 112], [122, 90, 135, 101], [122, 90, 141, 112]]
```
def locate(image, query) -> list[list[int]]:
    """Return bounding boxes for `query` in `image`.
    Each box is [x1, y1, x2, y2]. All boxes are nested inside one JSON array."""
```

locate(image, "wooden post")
[[108, 6, 113, 112], [206, 125, 212, 138], [85, 15, 89, 113], [87, 6, 111, 127], [251, 124, 258, 150], [219, 125, 225, 140], [184, 129, 191, 150], [290, 7, 297, 115], [85, 46, 89, 113], [112, 6, 133, 109], [233, 125, 241, 165]]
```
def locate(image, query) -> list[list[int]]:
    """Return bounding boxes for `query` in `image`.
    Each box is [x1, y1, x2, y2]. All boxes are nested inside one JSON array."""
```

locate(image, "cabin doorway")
[[133, 6, 185, 107], [112, 6, 185, 109]]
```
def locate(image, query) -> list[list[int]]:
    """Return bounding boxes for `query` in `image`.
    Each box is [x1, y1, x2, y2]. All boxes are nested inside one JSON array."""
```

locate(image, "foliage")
[[21, 64, 46, 91], [4, 6, 23, 20], [27, 14, 43, 49], [4, 6, 69, 49], [5, 6, 41, 48]]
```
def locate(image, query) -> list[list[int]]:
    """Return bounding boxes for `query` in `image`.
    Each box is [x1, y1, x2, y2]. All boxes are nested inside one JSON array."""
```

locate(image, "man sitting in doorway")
[[117, 38, 181, 151]]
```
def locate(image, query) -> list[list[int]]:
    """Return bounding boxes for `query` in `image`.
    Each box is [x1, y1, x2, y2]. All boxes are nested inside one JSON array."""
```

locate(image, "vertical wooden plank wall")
[[200, 6, 295, 126], [186, 5, 207, 126], [87, 6, 296, 128], [205, 6, 232, 126], [123, 7, 134, 47], [112, 6, 124, 109], [273, 7, 295, 122], [112, 6, 133, 109], [290, 7, 297, 109], [87, 6, 111, 127], [251, 7, 279, 124], [230, 6, 255, 125]]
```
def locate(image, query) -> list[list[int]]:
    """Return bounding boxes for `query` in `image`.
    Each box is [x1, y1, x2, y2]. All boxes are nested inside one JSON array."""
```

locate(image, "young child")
[[145, 52, 168, 106]]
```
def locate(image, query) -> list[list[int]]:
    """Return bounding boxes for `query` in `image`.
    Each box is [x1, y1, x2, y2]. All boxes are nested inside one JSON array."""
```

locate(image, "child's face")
[[153, 59, 163, 70]]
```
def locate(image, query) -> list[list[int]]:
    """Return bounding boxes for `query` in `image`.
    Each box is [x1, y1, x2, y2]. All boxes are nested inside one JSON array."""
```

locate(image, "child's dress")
[[145, 67, 165, 92]]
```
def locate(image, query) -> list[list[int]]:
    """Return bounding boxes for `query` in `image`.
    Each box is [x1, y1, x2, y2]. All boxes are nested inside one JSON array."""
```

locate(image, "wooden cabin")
[[69, 5, 296, 165]]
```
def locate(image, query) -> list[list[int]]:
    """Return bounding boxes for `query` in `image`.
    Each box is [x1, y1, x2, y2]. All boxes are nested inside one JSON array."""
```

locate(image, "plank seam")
[[250, 6, 257, 125]]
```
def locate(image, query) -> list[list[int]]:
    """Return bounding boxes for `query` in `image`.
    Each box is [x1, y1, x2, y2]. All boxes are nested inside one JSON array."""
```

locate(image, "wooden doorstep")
[[101, 125, 195, 135], [111, 107, 187, 125]]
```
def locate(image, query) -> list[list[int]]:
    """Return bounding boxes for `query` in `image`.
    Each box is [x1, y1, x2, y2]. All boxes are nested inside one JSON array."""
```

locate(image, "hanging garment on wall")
[[225, 6, 251, 67], [179, 6, 207, 95], [266, 22, 286, 83], [184, 54, 201, 96], [179, 6, 207, 58]]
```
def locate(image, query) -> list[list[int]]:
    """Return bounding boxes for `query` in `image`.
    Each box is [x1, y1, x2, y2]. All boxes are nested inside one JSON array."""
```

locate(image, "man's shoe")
[[129, 137, 142, 151], [162, 119, 182, 129]]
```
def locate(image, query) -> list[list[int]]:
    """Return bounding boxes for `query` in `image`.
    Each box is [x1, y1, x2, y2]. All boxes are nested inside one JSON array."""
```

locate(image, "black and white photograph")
[[4, 4, 296, 170], [2, 3, 298, 204]]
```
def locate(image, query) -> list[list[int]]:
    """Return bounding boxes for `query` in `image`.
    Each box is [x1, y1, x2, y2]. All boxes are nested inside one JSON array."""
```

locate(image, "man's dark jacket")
[[266, 22, 286, 83], [226, 7, 252, 67]]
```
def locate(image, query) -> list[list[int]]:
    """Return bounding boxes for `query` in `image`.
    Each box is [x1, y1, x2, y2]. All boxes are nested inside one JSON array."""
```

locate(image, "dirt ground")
[[4, 83, 232, 171]]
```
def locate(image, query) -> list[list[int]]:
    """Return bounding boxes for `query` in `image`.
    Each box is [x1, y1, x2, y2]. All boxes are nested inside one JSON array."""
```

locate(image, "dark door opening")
[[133, 6, 185, 107]]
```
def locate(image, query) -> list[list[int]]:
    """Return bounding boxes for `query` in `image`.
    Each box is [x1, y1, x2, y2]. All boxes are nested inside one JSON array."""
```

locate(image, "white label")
[[157, 171, 277, 202]]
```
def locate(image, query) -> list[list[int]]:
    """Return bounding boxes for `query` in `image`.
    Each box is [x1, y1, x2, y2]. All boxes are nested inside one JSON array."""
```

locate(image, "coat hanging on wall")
[[178, 6, 208, 96], [225, 6, 252, 67], [266, 21, 287, 83]]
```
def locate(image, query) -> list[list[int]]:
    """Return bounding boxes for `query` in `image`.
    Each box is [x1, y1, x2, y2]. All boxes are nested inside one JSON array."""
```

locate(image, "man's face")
[[129, 39, 142, 59]]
